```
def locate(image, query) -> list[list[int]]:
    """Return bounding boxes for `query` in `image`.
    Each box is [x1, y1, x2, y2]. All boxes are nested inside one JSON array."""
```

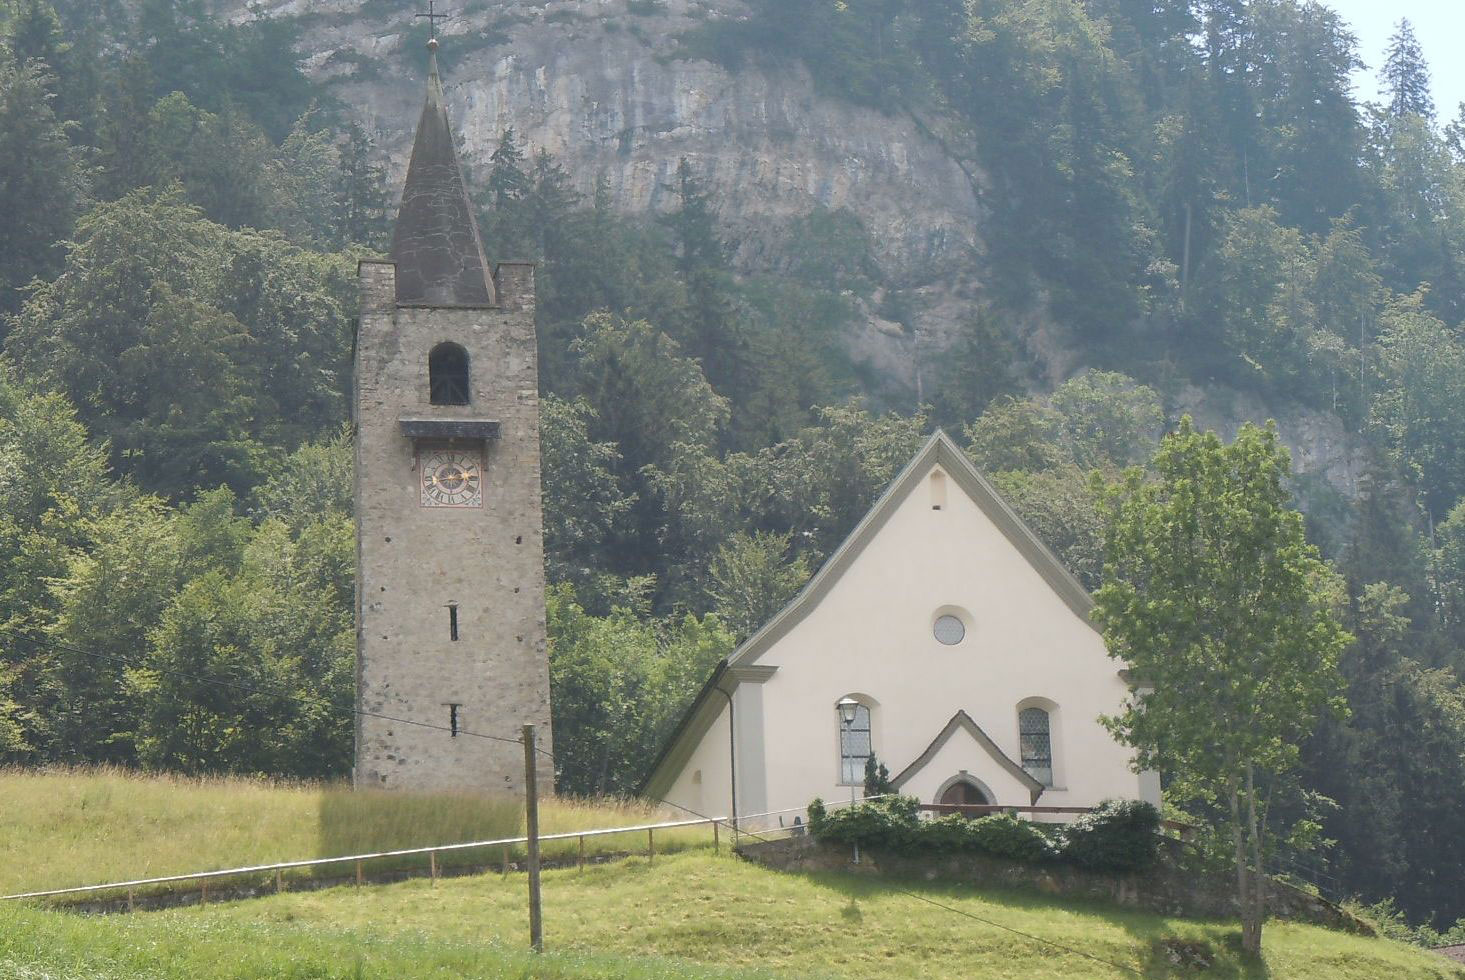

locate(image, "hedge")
[[806, 796, 1161, 873]]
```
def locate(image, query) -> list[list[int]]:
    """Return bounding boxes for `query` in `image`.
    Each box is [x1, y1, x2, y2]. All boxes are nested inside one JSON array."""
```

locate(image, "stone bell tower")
[[354, 38, 550, 794]]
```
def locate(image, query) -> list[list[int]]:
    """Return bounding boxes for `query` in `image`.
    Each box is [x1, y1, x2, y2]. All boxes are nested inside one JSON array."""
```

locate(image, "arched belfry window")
[[429, 342, 470, 405], [1018, 706, 1054, 787]]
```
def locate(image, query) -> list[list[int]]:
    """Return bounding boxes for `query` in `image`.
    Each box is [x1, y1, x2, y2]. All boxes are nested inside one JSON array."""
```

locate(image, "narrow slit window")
[[930, 470, 947, 510], [448, 603, 459, 641], [429, 342, 470, 405], [448, 703, 461, 737]]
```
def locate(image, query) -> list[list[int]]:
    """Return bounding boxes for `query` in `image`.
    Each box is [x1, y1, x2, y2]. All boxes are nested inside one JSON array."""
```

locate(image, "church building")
[[641, 431, 1159, 822], [352, 38, 551, 794]]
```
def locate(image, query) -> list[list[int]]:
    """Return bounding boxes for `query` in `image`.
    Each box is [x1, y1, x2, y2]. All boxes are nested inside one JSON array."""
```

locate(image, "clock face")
[[420, 448, 483, 508]]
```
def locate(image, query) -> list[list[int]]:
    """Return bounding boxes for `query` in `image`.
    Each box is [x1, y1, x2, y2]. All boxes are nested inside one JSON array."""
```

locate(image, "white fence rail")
[[0, 816, 725, 904], [0, 795, 887, 906]]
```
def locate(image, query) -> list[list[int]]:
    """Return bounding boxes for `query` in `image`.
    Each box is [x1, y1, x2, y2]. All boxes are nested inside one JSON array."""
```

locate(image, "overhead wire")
[[9, 628, 1142, 974], [1, 629, 557, 762]]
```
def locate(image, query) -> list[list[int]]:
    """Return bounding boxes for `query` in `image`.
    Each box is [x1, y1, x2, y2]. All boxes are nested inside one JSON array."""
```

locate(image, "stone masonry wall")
[[354, 260, 551, 795]]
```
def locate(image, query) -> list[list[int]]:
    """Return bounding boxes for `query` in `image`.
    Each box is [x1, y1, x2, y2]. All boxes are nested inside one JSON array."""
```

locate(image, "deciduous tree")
[[1095, 418, 1351, 956]]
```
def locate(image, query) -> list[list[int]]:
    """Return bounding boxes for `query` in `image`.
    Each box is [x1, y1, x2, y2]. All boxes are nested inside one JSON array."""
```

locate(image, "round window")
[[933, 614, 965, 645]]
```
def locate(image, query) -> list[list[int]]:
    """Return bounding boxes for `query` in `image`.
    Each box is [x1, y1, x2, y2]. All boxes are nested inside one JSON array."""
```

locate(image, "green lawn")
[[4, 850, 1462, 979], [0, 767, 713, 898], [2, 769, 1460, 979]]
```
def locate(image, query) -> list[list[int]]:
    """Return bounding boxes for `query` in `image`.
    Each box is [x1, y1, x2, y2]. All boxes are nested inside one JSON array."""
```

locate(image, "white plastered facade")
[[643, 431, 1158, 824]]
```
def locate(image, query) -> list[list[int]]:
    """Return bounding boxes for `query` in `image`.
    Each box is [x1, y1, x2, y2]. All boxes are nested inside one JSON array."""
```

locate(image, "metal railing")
[[0, 795, 893, 907], [0, 815, 726, 905], [1, 797, 1182, 907], [918, 803, 1195, 838]]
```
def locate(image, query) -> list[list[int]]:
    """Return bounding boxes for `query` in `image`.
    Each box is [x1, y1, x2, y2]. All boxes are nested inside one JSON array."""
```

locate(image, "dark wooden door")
[[939, 781, 991, 806]]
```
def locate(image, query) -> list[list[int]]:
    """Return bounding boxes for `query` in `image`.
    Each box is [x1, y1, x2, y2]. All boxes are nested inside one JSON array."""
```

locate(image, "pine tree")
[[0, 48, 85, 314], [335, 121, 390, 249], [664, 157, 725, 275], [1383, 19, 1434, 121], [482, 128, 532, 256], [486, 127, 529, 209], [95, 54, 160, 199], [660, 157, 752, 424], [4, 0, 64, 78]]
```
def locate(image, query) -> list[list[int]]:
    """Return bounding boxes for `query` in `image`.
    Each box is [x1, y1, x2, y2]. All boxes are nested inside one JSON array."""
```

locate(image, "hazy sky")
[[1323, 0, 1465, 117]]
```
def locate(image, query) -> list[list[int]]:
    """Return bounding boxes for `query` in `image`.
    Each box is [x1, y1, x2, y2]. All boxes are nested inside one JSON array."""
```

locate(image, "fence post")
[[648, 827, 655, 865], [502, 845, 510, 878], [713, 820, 720, 854], [356, 860, 364, 887], [430, 850, 438, 885], [127, 889, 134, 912], [275, 869, 283, 895], [523, 723, 544, 954], [200, 881, 207, 907], [578, 834, 585, 872]]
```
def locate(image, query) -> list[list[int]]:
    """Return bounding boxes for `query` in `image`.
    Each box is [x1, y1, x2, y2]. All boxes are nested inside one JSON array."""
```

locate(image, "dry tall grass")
[[0, 767, 715, 898]]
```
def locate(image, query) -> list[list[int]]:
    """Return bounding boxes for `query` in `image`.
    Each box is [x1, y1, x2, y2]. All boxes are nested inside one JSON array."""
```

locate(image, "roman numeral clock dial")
[[420, 449, 483, 508]]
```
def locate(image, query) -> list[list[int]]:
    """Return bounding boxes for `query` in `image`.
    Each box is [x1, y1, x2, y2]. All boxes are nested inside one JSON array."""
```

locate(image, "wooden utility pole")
[[523, 724, 544, 953]]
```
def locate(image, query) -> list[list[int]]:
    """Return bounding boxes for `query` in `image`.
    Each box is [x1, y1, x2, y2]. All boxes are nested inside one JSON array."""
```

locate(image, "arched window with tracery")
[[1019, 706, 1053, 787], [429, 342, 470, 405], [837, 700, 873, 785]]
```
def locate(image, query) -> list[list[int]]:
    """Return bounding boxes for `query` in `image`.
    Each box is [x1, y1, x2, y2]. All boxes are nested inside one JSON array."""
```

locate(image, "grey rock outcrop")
[[211, 0, 1364, 495]]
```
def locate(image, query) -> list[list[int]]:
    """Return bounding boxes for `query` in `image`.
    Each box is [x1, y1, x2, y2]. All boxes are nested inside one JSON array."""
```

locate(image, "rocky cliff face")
[[212, 0, 1362, 494], [212, 0, 982, 398]]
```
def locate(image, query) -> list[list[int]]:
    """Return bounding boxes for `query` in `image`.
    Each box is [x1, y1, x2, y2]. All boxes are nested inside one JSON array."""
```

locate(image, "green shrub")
[[807, 796, 1158, 872], [806, 795, 920, 851], [919, 814, 975, 852], [967, 813, 1059, 863], [808, 799, 1058, 862], [1059, 799, 1161, 872]]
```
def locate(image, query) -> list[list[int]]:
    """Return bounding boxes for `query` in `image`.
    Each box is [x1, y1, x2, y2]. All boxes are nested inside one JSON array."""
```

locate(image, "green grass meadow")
[[4, 850, 1463, 979], [1, 769, 1462, 979], [0, 767, 712, 898]]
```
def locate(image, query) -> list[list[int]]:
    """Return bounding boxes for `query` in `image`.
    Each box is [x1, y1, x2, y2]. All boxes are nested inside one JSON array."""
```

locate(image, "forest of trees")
[[3, 0, 1465, 933]]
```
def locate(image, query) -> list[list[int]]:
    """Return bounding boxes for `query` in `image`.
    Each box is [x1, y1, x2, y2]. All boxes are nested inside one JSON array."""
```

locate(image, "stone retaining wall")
[[737, 835, 1371, 935]]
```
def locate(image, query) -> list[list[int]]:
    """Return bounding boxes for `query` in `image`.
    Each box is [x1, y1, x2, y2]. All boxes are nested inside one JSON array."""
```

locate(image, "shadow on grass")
[[782, 866, 1273, 980], [317, 786, 522, 878]]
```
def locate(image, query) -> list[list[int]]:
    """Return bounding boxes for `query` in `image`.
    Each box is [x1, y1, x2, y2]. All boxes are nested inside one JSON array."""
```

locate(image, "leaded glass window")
[[1019, 707, 1053, 786], [839, 703, 872, 784]]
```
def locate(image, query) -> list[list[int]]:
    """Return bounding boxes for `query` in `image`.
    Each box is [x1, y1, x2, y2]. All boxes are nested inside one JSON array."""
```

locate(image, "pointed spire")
[[390, 38, 495, 306]]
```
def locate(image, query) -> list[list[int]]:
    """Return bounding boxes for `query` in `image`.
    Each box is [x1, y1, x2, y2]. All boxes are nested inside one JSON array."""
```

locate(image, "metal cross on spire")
[[415, 0, 449, 42]]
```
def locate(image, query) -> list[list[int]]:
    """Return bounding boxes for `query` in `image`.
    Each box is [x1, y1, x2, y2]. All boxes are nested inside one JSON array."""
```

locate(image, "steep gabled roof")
[[729, 429, 1097, 670], [389, 44, 496, 307], [638, 430, 1098, 801], [889, 709, 1045, 805], [636, 660, 729, 798]]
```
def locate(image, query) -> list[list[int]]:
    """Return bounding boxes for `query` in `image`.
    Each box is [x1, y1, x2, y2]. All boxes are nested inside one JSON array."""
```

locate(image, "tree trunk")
[[1241, 765, 1265, 957], [1227, 777, 1252, 948]]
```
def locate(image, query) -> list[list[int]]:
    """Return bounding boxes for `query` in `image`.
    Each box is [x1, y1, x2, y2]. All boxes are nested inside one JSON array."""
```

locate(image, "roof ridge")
[[727, 430, 1096, 670]]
